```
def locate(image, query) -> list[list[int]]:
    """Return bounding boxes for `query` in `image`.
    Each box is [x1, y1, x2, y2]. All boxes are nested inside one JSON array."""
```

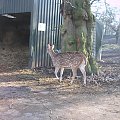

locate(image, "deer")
[[47, 44, 87, 85]]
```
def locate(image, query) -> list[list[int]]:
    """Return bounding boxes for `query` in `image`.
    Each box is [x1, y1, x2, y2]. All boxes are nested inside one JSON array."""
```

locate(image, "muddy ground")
[[0, 44, 120, 120]]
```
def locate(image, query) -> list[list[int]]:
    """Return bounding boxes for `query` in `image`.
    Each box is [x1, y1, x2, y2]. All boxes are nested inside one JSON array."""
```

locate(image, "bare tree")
[[92, 0, 120, 44]]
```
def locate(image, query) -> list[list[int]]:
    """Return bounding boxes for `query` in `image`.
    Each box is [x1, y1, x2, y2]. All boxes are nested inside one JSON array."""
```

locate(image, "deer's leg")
[[55, 67, 59, 79], [79, 64, 86, 86], [60, 68, 64, 82], [70, 68, 77, 84]]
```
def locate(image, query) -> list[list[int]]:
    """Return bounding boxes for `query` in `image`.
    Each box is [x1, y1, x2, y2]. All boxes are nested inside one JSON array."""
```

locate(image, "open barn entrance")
[[0, 12, 31, 72]]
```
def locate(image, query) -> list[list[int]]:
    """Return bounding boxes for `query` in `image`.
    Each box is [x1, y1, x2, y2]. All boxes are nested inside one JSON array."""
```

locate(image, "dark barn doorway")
[[0, 12, 31, 72]]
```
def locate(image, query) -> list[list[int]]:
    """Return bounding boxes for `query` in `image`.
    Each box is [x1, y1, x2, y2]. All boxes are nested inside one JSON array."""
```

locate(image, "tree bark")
[[60, 0, 98, 74]]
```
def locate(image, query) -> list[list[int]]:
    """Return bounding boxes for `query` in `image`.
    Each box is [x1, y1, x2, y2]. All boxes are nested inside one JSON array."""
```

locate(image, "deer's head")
[[47, 44, 55, 53]]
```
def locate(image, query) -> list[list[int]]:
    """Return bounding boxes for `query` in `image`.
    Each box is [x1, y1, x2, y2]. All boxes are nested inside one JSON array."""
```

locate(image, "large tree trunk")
[[60, 0, 98, 74]]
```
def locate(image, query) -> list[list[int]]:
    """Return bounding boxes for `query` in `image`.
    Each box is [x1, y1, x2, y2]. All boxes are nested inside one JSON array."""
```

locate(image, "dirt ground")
[[0, 44, 120, 120]]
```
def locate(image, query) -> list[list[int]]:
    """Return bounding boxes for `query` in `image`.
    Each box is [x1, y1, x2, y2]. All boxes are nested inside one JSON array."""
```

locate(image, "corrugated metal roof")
[[0, 0, 33, 14]]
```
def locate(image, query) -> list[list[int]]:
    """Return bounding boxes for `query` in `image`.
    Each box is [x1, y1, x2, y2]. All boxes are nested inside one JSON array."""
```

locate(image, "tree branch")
[[90, 0, 100, 5]]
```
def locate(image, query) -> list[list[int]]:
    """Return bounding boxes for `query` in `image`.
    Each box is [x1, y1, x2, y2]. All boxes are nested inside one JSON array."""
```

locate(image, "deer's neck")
[[49, 51, 56, 60]]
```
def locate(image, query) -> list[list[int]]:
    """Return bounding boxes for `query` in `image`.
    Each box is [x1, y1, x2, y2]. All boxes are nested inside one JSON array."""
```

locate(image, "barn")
[[0, 0, 62, 71]]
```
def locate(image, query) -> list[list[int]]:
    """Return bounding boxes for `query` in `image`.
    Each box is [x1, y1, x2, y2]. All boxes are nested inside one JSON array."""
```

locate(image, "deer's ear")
[[52, 45, 54, 49], [48, 44, 50, 48]]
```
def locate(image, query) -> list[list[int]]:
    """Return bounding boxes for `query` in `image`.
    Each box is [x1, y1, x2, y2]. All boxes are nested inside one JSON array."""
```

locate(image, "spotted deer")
[[47, 44, 87, 85]]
